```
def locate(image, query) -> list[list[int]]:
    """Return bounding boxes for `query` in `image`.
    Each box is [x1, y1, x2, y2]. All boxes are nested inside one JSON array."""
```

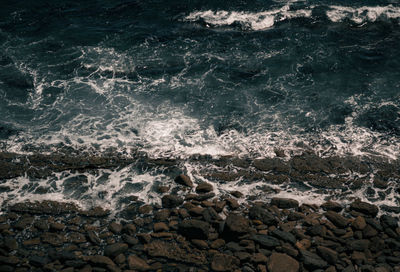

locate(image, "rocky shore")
[[1, 174, 399, 272]]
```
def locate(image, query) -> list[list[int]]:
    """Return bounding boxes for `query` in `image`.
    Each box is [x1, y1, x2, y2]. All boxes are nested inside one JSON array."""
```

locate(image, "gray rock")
[[270, 229, 296, 244]]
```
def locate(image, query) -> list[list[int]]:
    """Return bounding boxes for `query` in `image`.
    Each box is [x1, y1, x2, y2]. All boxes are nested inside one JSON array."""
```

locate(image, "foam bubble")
[[326, 5, 400, 24]]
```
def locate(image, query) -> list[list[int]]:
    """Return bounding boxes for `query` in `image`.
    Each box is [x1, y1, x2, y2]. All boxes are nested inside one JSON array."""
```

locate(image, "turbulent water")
[[1, 0, 400, 213]]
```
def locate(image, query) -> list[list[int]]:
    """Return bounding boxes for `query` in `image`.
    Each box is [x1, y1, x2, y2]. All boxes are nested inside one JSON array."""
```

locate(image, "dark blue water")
[[1, 0, 399, 209]]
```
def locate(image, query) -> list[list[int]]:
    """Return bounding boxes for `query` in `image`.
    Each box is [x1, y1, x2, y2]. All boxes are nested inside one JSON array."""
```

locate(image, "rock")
[[127, 255, 151, 271], [161, 195, 184, 208], [362, 224, 378, 238], [226, 198, 239, 210], [109, 222, 123, 234], [138, 205, 153, 214], [178, 219, 210, 240], [196, 182, 213, 193], [380, 215, 398, 229], [104, 243, 128, 258], [0, 256, 19, 265], [251, 234, 280, 248], [185, 192, 215, 201], [352, 216, 367, 230], [85, 255, 116, 267], [13, 216, 34, 230], [251, 253, 268, 263], [350, 201, 378, 217], [316, 246, 338, 264], [325, 211, 348, 228], [29, 256, 50, 266], [41, 232, 65, 246], [230, 191, 244, 198], [211, 239, 226, 249], [50, 222, 65, 231], [3, 237, 17, 250], [270, 229, 296, 244], [211, 253, 240, 272], [122, 234, 139, 246], [248, 204, 277, 225], [191, 239, 208, 249], [270, 198, 299, 209], [300, 250, 328, 270], [153, 222, 169, 232], [154, 210, 170, 221], [348, 240, 370, 251], [268, 253, 299, 272], [223, 213, 250, 240], [87, 230, 101, 245], [174, 174, 193, 187], [320, 201, 343, 212]]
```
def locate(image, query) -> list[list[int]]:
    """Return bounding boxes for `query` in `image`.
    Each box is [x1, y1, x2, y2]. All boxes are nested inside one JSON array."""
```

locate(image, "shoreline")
[[1, 174, 399, 271]]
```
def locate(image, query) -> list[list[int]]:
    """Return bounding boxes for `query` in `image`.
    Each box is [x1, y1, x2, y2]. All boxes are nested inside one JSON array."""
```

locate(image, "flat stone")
[[320, 201, 343, 212], [268, 253, 299, 272], [270, 229, 296, 244], [251, 234, 280, 248], [249, 204, 277, 225], [325, 211, 348, 228], [104, 243, 128, 258], [161, 195, 184, 208], [127, 255, 151, 271], [300, 250, 328, 270], [195, 182, 213, 193], [350, 201, 379, 217], [178, 219, 210, 240], [211, 253, 240, 272], [271, 198, 299, 209], [174, 174, 193, 187], [317, 246, 338, 264]]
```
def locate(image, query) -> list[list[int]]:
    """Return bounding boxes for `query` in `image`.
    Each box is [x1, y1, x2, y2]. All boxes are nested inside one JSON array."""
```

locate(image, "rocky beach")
[[1, 166, 400, 272]]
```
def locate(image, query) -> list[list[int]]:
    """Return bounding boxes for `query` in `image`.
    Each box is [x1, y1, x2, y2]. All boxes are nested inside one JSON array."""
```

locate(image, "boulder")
[[104, 243, 128, 258], [325, 211, 348, 228], [268, 253, 299, 272], [223, 213, 250, 240], [249, 204, 277, 225], [161, 195, 183, 208], [270, 198, 299, 209], [174, 174, 193, 187], [178, 219, 210, 240], [350, 201, 378, 217], [195, 182, 213, 193]]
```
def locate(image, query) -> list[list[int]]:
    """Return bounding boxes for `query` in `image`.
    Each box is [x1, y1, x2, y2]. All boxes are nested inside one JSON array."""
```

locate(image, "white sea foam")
[[326, 5, 400, 24], [184, 5, 312, 30]]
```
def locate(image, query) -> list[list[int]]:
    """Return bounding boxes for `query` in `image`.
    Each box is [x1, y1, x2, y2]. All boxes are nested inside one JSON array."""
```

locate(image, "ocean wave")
[[326, 5, 400, 24]]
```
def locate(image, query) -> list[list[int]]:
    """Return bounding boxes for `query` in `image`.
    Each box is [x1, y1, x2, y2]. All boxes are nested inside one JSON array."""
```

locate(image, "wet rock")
[[222, 213, 250, 240], [127, 255, 151, 271], [174, 174, 193, 187], [211, 253, 240, 272], [104, 243, 128, 258], [350, 201, 378, 217], [226, 198, 239, 210], [320, 201, 343, 212], [271, 198, 299, 209], [3, 237, 17, 250], [380, 215, 398, 229], [300, 250, 328, 270], [185, 192, 215, 201], [161, 195, 184, 208], [87, 230, 101, 245], [29, 255, 50, 266], [153, 222, 169, 232], [50, 222, 65, 231], [109, 222, 123, 234], [191, 239, 208, 249], [352, 216, 367, 230], [178, 219, 210, 240], [348, 239, 370, 251], [268, 253, 299, 272], [253, 158, 289, 173], [249, 204, 277, 225], [230, 191, 244, 198], [154, 209, 170, 221], [251, 234, 280, 248], [138, 205, 153, 214], [270, 229, 296, 245], [325, 211, 348, 228], [85, 255, 116, 267], [13, 216, 34, 230], [316, 246, 338, 264], [211, 239, 226, 249], [195, 182, 213, 193]]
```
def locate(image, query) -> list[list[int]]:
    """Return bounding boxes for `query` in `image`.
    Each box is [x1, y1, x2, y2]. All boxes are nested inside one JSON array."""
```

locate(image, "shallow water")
[[0, 0, 399, 212]]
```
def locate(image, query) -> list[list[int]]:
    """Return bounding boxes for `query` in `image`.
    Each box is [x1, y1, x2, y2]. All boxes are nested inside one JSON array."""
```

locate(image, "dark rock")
[[161, 195, 184, 208], [325, 211, 348, 228], [191, 239, 208, 249], [226, 198, 239, 210], [154, 210, 170, 221], [127, 255, 151, 271], [65, 260, 86, 268], [320, 201, 343, 212], [352, 216, 367, 230], [137, 233, 151, 244], [316, 246, 338, 264], [270, 229, 296, 245], [270, 198, 299, 209], [365, 218, 383, 231], [178, 219, 210, 240], [138, 205, 153, 214], [251, 234, 280, 248], [210, 239, 225, 249], [13, 216, 34, 230], [268, 253, 299, 272], [109, 222, 123, 234], [174, 174, 193, 187], [195, 182, 213, 193], [348, 240, 370, 251], [380, 215, 398, 229], [235, 251, 251, 262], [300, 250, 328, 270], [362, 224, 378, 238], [122, 234, 139, 246], [350, 201, 378, 217], [222, 213, 250, 240], [248, 204, 277, 225], [3, 237, 17, 250], [153, 222, 169, 232], [251, 253, 268, 263], [50, 222, 65, 231], [230, 191, 244, 198], [0, 256, 19, 265], [307, 224, 326, 237], [104, 243, 128, 258], [211, 253, 240, 272], [29, 256, 50, 266], [185, 192, 215, 201], [226, 242, 245, 252], [85, 255, 116, 267], [87, 230, 101, 245], [0, 265, 13, 272]]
